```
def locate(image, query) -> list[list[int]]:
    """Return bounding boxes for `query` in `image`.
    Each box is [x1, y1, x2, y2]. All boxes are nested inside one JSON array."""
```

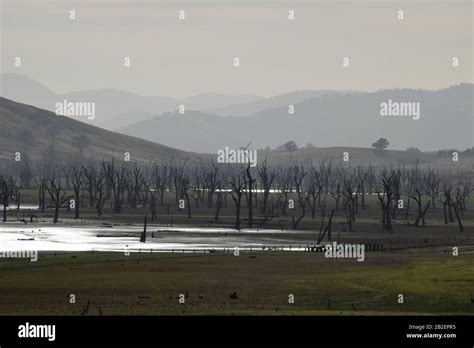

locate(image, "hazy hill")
[[0, 73, 261, 129], [0, 97, 203, 164], [211, 90, 359, 117], [118, 110, 244, 153], [121, 84, 473, 152], [181, 93, 261, 112], [0, 73, 57, 111]]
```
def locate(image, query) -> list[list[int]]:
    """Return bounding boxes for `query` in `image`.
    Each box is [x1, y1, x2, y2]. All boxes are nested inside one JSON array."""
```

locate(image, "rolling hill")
[[121, 84, 473, 153], [0, 97, 204, 164]]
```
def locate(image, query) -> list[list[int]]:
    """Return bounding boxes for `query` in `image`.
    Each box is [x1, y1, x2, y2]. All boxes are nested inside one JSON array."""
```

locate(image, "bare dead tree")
[[291, 164, 308, 230], [330, 166, 348, 212], [342, 178, 357, 231], [140, 215, 147, 243], [204, 162, 220, 209], [154, 163, 171, 206], [18, 160, 33, 189], [181, 175, 192, 218], [229, 170, 245, 230], [390, 169, 402, 220], [411, 189, 431, 227], [81, 165, 97, 208], [275, 167, 292, 216], [191, 167, 205, 208], [172, 160, 188, 205], [451, 190, 464, 232], [95, 169, 107, 216], [244, 163, 256, 227], [456, 179, 472, 215], [404, 165, 420, 221], [71, 166, 83, 219], [331, 182, 342, 211], [356, 165, 368, 209], [439, 185, 454, 225], [425, 169, 441, 209], [377, 170, 395, 231], [36, 173, 47, 212], [257, 160, 276, 221], [318, 158, 333, 207], [143, 168, 157, 222], [127, 167, 144, 209], [317, 199, 335, 244], [213, 187, 224, 223], [307, 166, 322, 219], [45, 172, 71, 223], [106, 162, 128, 214], [0, 175, 16, 222]]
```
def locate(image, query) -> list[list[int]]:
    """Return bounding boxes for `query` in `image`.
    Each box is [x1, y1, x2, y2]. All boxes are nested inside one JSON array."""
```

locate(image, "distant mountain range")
[[0, 74, 359, 129], [120, 84, 473, 152], [0, 73, 261, 129], [1, 74, 472, 154]]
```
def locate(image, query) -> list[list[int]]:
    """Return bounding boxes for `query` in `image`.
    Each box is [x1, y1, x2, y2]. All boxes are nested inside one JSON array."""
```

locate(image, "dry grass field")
[[0, 248, 472, 315]]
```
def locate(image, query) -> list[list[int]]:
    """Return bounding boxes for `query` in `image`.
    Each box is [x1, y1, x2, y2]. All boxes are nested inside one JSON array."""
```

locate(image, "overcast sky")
[[1, 0, 472, 98]]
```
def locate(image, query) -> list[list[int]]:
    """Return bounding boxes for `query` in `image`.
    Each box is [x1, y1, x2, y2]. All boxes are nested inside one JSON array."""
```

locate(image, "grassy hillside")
[[0, 97, 206, 164]]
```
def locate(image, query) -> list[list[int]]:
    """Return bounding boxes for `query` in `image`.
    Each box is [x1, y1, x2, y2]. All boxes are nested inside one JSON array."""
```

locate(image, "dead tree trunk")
[[411, 189, 431, 227], [140, 215, 147, 242], [245, 163, 256, 227], [229, 173, 245, 231], [45, 173, 70, 224]]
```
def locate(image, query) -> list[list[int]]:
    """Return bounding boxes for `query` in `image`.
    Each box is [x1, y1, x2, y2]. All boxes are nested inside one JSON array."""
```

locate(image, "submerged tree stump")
[[140, 215, 147, 243]]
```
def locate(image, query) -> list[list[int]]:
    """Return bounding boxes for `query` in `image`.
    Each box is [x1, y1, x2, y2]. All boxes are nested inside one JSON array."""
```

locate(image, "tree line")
[[0, 158, 471, 234]]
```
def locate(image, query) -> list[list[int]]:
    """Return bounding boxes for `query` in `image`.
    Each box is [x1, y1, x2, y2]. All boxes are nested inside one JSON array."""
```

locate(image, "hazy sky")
[[1, 0, 472, 98]]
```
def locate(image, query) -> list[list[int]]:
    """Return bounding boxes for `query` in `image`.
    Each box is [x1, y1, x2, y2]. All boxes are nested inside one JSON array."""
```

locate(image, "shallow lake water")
[[0, 222, 321, 253]]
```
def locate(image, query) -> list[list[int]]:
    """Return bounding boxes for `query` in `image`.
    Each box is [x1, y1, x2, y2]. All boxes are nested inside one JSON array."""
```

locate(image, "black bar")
[[0, 316, 472, 346]]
